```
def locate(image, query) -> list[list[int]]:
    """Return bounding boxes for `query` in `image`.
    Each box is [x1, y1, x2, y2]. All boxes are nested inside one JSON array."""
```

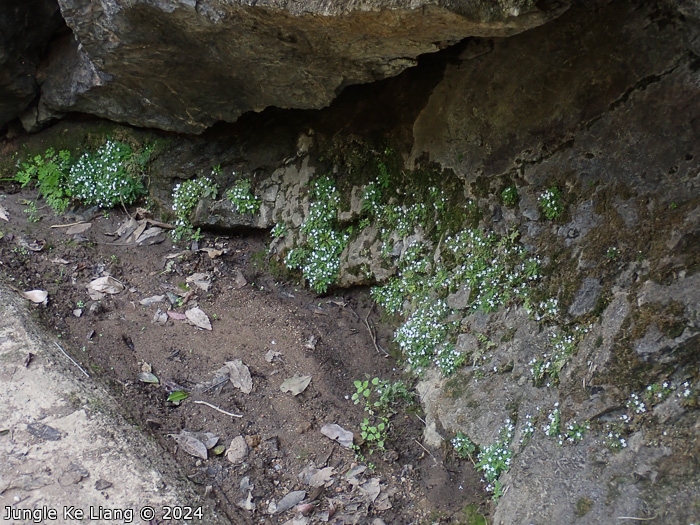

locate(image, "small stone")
[[73, 308, 83, 317], [226, 436, 249, 464], [568, 277, 602, 317], [88, 302, 102, 315], [245, 435, 261, 449], [446, 286, 471, 310], [95, 479, 112, 490]]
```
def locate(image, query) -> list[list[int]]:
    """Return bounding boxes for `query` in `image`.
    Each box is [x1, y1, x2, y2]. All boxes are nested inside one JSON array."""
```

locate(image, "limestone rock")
[[38, 0, 568, 133], [0, 0, 64, 129], [568, 277, 602, 317]]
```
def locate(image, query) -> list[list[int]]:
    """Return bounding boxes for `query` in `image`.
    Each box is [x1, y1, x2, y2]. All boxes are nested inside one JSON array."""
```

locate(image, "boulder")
[[0, 0, 64, 129], [38, 0, 569, 133]]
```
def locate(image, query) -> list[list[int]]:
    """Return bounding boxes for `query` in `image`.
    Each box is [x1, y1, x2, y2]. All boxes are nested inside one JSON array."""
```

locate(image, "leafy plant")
[[351, 377, 413, 456], [285, 176, 350, 293], [452, 431, 477, 462], [529, 325, 587, 387], [271, 222, 287, 238], [23, 200, 41, 222], [15, 148, 72, 212], [501, 185, 519, 207], [360, 417, 388, 451], [171, 176, 218, 242], [68, 140, 147, 209], [538, 187, 564, 220], [475, 419, 514, 501], [226, 178, 261, 214]]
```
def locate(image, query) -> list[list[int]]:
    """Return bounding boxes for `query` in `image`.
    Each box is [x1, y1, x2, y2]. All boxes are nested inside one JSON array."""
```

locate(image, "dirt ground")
[[0, 182, 487, 524]]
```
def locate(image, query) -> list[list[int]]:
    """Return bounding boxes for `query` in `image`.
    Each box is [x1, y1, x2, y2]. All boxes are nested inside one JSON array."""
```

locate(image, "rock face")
[[0, 0, 64, 128], [36, 0, 569, 133]]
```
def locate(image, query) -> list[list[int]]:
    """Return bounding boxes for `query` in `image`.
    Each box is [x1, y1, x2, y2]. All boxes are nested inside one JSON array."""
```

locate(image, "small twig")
[[193, 400, 242, 418], [363, 303, 389, 357], [413, 438, 437, 463], [54, 342, 90, 378], [120, 195, 133, 220], [617, 516, 658, 522], [415, 414, 427, 426], [201, 376, 229, 394], [50, 221, 88, 229]]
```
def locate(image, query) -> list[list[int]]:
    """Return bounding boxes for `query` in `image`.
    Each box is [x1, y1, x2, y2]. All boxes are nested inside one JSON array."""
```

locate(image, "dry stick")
[[616, 517, 658, 522], [193, 400, 243, 418], [49, 221, 88, 229], [364, 303, 389, 357], [54, 342, 90, 378], [414, 438, 438, 464], [201, 376, 229, 394]]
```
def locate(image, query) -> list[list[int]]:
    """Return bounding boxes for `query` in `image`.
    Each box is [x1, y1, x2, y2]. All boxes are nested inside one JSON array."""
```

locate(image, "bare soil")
[[0, 182, 487, 524]]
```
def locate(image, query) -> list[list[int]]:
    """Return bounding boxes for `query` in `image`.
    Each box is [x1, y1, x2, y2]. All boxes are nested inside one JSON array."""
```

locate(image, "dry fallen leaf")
[[358, 478, 381, 503], [0, 204, 9, 222], [200, 247, 224, 259], [185, 307, 212, 330], [138, 372, 159, 384], [265, 349, 282, 363], [186, 272, 212, 292], [320, 424, 354, 448], [65, 223, 91, 235], [308, 467, 334, 487], [20, 290, 48, 305], [170, 432, 208, 460], [280, 375, 312, 396], [139, 295, 166, 306], [237, 490, 256, 511], [226, 359, 253, 394], [274, 491, 306, 514], [181, 430, 219, 450], [88, 276, 124, 295]]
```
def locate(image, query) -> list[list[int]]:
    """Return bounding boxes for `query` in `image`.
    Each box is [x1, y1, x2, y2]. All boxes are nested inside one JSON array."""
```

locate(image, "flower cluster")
[[171, 176, 218, 241], [543, 404, 561, 438], [538, 187, 564, 220], [68, 140, 145, 209], [564, 420, 589, 444], [519, 414, 535, 446], [602, 425, 628, 451], [285, 176, 350, 293], [476, 419, 514, 500], [226, 178, 261, 214], [626, 392, 647, 414], [501, 185, 519, 207], [452, 431, 476, 460], [394, 299, 456, 371], [645, 382, 672, 403], [530, 325, 588, 387], [443, 229, 540, 313], [433, 343, 467, 376]]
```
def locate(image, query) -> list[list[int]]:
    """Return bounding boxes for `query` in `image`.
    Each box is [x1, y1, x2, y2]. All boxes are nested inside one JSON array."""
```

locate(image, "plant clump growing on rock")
[[475, 419, 514, 501], [285, 175, 350, 293], [68, 140, 149, 209], [171, 176, 218, 242], [15, 148, 73, 212], [538, 186, 564, 220], [226, 178, 261, 214]]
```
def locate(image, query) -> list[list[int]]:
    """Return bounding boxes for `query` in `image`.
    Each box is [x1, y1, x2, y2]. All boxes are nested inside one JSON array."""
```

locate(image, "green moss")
[[460, 504, 487, 525], [575, 497, 593, 517]]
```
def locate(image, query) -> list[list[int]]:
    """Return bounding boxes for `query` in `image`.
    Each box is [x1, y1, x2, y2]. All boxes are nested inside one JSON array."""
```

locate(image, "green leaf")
[[167, 390, 190, 402]]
